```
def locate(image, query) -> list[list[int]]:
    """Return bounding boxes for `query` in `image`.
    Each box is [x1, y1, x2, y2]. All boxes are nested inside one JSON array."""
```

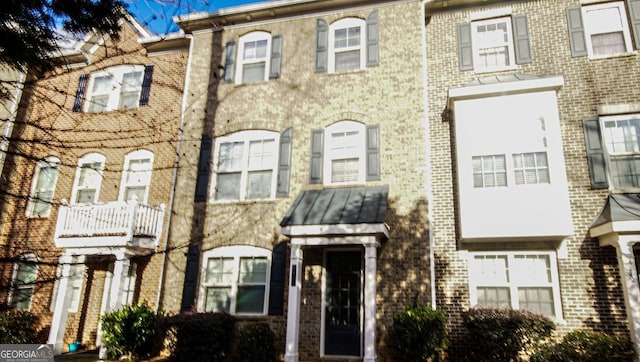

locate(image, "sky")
[[125, 0, 270, 35]]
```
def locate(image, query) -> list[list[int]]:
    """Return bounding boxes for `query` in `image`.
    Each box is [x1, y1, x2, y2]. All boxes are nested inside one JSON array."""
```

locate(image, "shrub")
[[0, 309, 39, 344], [531, 330, 637, 362], [160, 311, 235, 362], [462, 307, 555, 362], [392, 305, 448, 361], [100, 303, 159, 360], [236, 322, 276, 362]]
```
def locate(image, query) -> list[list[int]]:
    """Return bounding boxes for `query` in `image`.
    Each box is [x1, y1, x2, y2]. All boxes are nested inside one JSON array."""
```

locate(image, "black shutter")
[[139, 65, 154, 106], [582, 118, 609, 189], [310, 129, 324, 184], [366, 124, 380, 181], [194, 135, 212, 202], [366, 10, 379, 67], [268, 242, 287, 315], [512, 15, 532, 64], [277, 127, 292, 197], [567, 6, 587, 57], [458, 23, 473, 71], [180, 243, 200, 312], [223, 41, 237, 83], [72, 74, 88, 112], [315, 19, 328, 72], [270, 35, 283, 79], [629, 0, 640, 49]]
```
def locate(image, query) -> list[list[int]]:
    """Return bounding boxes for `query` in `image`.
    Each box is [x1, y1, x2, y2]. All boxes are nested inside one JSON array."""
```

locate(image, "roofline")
[[175, 0, 401, 33]]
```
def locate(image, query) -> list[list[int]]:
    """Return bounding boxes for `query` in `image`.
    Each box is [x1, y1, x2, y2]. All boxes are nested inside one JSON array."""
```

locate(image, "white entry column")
[[99, 253, 131, 359], [284, 243, 303, 362], [611, 237, 640, 354], [48, 254, 78, 355], [363, 243, 377, 362]]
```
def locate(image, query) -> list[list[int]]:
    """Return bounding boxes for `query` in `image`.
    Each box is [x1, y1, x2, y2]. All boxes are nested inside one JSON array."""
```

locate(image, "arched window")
[[119, 150, 154, 203], [71, 153, 105, 204], [27, 156, 60, 217], [236, 32, 273, 84], [328, 18, 366, 72]]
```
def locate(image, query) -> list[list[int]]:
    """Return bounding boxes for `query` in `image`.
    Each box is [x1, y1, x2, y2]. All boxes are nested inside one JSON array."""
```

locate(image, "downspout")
[[156, 33, 194, 311], [420, 0, 437, 309]]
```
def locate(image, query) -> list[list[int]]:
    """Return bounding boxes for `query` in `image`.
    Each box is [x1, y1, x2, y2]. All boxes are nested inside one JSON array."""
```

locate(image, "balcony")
[[55, 199, 165, 251]]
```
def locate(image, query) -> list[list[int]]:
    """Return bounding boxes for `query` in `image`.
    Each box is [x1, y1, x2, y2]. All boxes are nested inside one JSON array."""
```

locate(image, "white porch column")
[[48, 255, 76, 355], [611, 237, 640, 354], [364, 244, 377, 362], [99, 254, 130, 359], [285, 244, 303, 362]]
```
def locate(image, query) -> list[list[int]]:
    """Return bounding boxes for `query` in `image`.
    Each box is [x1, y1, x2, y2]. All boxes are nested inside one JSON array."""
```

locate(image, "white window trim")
[[471, 16, 517, 73], [581, 1, 634, 59], [235, 31, 272, 84], [84, 64, 145, 113], [600, 114, 640, 190], [50, 264, 85, 313], [118, 150, 154, 203], [468, 251, 564, 320], [26, 156, 60, 218], [70, 153, 105, 205], [198, 245, 271, 316], [471, 150, 551, 188], [210, 130, 279, 202], [328, 18, 366, 73], [9, 254, 38, 311], [323, 121, 367, 186]]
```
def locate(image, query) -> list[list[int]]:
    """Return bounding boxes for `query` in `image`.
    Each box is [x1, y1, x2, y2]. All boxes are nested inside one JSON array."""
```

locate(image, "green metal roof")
[[591, 193, 640, 228], [280, 185, 388, 227]]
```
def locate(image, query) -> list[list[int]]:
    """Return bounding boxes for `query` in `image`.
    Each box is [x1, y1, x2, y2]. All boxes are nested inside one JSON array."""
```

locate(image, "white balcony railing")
[[55, 199, 165, 249]]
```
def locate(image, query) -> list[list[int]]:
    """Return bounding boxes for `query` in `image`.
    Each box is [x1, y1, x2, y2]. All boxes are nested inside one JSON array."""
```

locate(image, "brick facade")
[[0, 19, 188, 351]]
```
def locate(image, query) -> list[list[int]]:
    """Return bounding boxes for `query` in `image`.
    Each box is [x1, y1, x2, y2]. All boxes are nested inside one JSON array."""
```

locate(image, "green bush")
[[392, 305, 448, 361], [236, 322, 276, 362], [100, 303, 159, 360], [531, 330, 637, 362], [161, 311, 235, 362], [0, 309, 40, 344], [462, 307, 555, 362]]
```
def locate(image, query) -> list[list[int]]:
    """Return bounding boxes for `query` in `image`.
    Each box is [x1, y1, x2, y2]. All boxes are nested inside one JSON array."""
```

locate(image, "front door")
[[324, 250, 362, 357]]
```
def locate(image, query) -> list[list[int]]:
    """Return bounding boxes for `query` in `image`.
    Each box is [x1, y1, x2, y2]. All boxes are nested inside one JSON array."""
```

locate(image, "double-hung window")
[[9, 255, 38, 310], [472, 17, 516, 71], [567, 2, 637, 59], [27, 156, 60, 217], [84, 65, 145, 113], [329, 18, 366, 72], [469, 252, 562, 318], [71, 153, 105, 204], [200, 246, 270, 315], [472, 152, 550, 188], [602, 116, 640, 188], [237, 32, 271, 83], [212, 130, 278, 201], [120, 150, 153, 203], [457, 13, 531, 72]]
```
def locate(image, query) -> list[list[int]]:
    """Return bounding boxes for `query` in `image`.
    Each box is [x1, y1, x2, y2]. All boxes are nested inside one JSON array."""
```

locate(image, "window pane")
[[236, 285, 266, 314], [518, 287, 554, 317], [239, 257, 267, 283], [248, 139, 275, 169], [78, 164, 101, 188], [335, 50, 360, 71], [206, 257, 234, 284], [242, 62, 266, 83], [205, 287, 231, 313], [36, 166, 58, 190], [92, 75, 113, 93], [513, 152, 550, 185], [331, 158, 359, 183], [216, 173, 241, 200], [473, 255, 509, 283], [246, 170, 272, 199], [243, 40, 267, 60], [124, 186, 146, 202], [513, 255, 551, 284], [473, 155, 506, 188], [126, 159, 152, 185], [121, 71, 142, 91], [477, 287, 511, 308], [218, 142, 244, 171], [475, 20, 510, 67], [76, 189, 96, 204], [88, 95, 109, 113], [11, 262, 37, 310], [118, 91, 140, 109]]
